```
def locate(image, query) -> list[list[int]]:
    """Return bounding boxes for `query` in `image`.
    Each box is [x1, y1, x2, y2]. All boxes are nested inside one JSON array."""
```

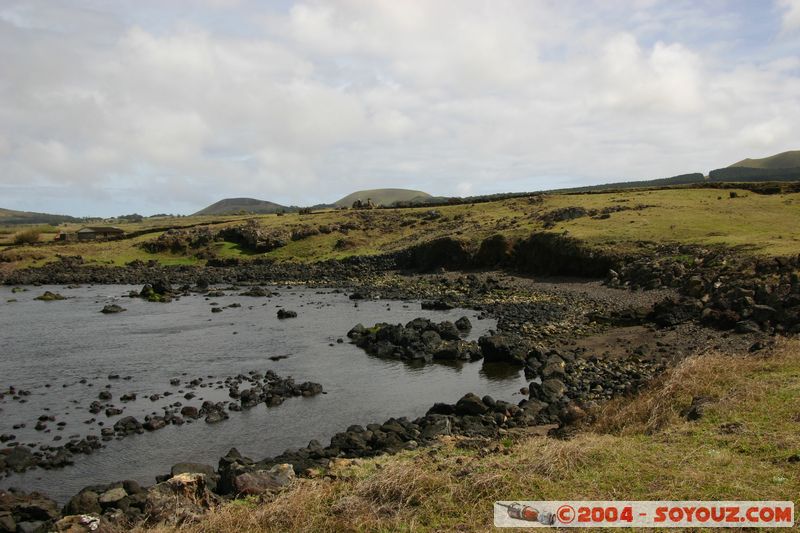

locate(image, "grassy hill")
[[3, 187, 800, 270], [730, 150, 800, 169], [0, 207, 78, 226], [194, 198, 288, 215], [334, 188, 432, 207]]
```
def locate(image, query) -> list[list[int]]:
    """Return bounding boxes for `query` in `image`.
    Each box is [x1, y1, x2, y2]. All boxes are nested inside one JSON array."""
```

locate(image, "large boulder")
[[0, 489, 59, 532], [432, 340, 479, 361], [151, 278, 172, 295], [529, 378, 566, 404], [180, 406, 199, 419], [541, 355, 566, 378], [63, 491, 101, 516], [240, 286, 269, 297], [139, 278, 174, 302], [97, 487, 127, 508], [217, 448, 255, 495], [454, 316, 472, 332], [113, 416, 142, 434], [478, 334, 526, 365], [170, 463, 219, 492], [143, 473, 219, 525], [454, 393, 489, 416], [4, 446, 36, 472], [351, 319, 481, 363], [232, 464, 295, 496], [650, 297, 703, 327], [421, 300, 453, 311], [418, 415, 453, 440], [34, 291, 66, 301]]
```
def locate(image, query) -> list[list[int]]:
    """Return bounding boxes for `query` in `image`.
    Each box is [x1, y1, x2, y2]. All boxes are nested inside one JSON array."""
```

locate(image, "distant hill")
[[708, 166, 800, 183], [0, 207, 78, 225], [334, 189, 432, 208], [551, 173, 705, 194], [194, 198, 288, 216], [730, 150, 800, 169]]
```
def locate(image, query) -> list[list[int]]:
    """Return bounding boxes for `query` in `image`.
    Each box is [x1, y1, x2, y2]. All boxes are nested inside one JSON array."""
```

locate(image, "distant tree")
[[118, 213, 144, 222]]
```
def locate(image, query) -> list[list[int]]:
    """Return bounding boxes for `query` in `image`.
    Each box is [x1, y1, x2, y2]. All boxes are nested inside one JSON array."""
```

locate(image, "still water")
[[0, 284, 525, 501]]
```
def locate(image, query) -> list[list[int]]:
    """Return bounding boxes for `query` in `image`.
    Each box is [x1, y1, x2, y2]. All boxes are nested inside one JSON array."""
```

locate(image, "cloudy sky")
[[1, 0, 799, 216]]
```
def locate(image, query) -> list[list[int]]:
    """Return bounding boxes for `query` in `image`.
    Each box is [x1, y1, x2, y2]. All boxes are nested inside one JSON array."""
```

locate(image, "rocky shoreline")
[[0, 310, 760, 533], [2, 231, 795, 530], [6, 231, 797, 337], [0, 295, 763, 532], [0, 386, 550, 531]]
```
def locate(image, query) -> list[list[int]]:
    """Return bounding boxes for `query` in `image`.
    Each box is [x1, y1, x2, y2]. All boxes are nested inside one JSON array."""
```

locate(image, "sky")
[[0, 0, 799, 217]]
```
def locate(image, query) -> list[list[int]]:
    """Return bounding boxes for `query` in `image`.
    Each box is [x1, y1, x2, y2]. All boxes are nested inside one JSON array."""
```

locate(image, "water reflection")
[[480, 362, 523, 381]]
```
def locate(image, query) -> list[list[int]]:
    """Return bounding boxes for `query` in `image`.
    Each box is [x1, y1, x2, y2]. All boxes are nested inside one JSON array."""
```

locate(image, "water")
[[0, 284, 525, 502]]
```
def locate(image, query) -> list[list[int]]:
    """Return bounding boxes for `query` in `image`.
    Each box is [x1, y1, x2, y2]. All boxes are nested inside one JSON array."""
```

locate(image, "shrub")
[[13, 229, 41, 244]]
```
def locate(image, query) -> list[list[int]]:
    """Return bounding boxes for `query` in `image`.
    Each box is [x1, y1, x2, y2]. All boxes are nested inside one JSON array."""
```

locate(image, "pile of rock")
[[57, 471, 228, 529], [225, 391, 546, 478], [478, 333, 531, 365], [347, 317, 478, 362], [239, 286, 272, 297], [608, 248, 800, 334], [1, 249, 399, 286], [34, 291, 66, 301], [141, 227, 217, 254], [1, 370, 324, 479], [218, 220, 287, 253], [539, 205, 647, 228], [0, 437, 102, 478], [0, 488, 60, 533], [227, 370, 323, 411], [131, 277, 176, 302]]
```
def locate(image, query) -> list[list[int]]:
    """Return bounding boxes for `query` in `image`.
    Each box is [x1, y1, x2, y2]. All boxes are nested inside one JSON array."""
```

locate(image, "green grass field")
[[2, 187, 799, 270]]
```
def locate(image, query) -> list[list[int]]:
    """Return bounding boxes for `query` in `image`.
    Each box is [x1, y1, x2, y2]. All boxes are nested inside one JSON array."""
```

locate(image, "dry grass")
[[12, 228, 41, 244], [595, 339, 796, 436], [595, 350, 748, 435]]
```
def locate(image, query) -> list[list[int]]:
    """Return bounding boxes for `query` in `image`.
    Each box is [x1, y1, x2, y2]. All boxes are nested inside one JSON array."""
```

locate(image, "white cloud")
[[596, 33, 703, 113], [0, 1, 798, 215], [779, 0, 800, 32]]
